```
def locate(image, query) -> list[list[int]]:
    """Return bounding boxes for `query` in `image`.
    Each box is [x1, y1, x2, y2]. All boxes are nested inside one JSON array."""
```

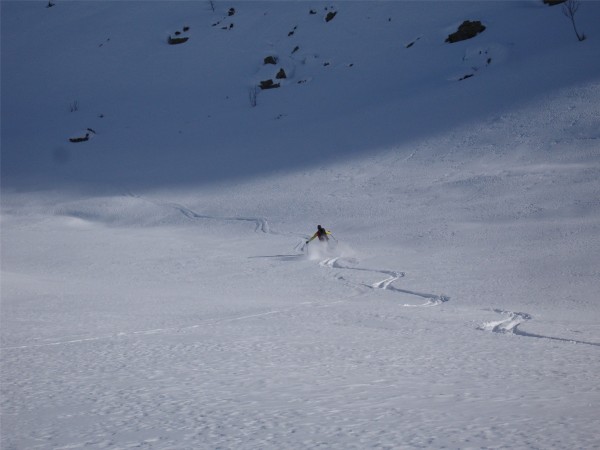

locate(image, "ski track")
[[150, 195, 450, 309], [2, 303, 338, 351], [319, 256, 449, 307], [63, 195, 591, 348], [9, 196, 593, 351], [479, 309, 531, 334], [127, 193, 272, 234], [479, 309, 600, 347], [3, 197, 452, 351], [167, 203, 275, 234], [168, 201, 271, 234]]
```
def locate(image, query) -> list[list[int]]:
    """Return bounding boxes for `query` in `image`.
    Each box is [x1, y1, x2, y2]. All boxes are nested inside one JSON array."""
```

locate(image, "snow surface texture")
[[2, 1, 600, 449]]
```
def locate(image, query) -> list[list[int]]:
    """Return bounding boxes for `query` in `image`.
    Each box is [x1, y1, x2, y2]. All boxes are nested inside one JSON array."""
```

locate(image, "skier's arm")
[[306, 232, 319, 243]]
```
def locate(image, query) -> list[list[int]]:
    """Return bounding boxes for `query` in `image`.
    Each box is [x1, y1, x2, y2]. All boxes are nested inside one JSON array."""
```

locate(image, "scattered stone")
[[264, 55, 278, 65], [69, 133, 90, 143], [168, 26, 190, 45], [459, 73, 474, 81], [325, 11, 337, 22], [406, 37, 421, 49], [228, 7, 235, 16], [292, 46, 300, 54], [309, 9, 317, 15], [168, 35, 189, 45], [260, 79, 280, 90], [445, 20, 486, 43], [276, 68, 287, 79]]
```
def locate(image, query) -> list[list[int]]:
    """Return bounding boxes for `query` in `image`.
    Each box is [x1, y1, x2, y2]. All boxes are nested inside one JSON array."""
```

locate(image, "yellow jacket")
[[307, 228, 332, 242]]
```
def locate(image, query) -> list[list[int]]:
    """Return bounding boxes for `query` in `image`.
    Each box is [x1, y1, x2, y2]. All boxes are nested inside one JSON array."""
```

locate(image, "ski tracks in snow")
[[127, 193, 272, 234], [478, 309, 600, 347], [133, 196, 599, 346], [2, 302, 342, 351], [150, 195, 450, 308], [146, 194, 449, 310], [479, 309, 532, 334], [168, 201, 271, 234], [13, 195, 595, 349], [319, 256, 449, 308], [58, 195, 595, 347]]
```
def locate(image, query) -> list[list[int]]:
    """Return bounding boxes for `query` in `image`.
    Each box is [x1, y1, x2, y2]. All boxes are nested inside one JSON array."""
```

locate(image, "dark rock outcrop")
[[69, 133, 90, 143], [168, 35, 189, 45], [260, 79, 280, 90], [325, 11, 337, 22], [445, 20, 486, 43]]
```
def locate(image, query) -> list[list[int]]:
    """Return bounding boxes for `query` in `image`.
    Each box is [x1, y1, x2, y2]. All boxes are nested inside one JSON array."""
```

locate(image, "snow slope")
[[2, 1, 600, 448]]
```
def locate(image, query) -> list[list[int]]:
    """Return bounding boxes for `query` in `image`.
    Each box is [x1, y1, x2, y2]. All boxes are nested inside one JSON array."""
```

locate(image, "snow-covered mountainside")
[[2, 1, 600, 448]]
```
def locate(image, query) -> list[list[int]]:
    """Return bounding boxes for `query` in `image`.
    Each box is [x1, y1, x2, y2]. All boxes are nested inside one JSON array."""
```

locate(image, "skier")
[[306, 225, 332, 244]]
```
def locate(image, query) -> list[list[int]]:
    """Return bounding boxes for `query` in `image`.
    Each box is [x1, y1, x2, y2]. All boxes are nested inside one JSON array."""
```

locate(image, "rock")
[[276, 68, 287, 79], [325, 11, 337, 22], [445, 20, 486, 43], [264, 55, 277, 65], [260, 79, 280, 90], [69, 133, 90, 143], [168, 35, 189, 45]]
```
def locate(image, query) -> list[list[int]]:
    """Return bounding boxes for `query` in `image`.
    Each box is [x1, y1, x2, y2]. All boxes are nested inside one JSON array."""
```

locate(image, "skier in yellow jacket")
[[306, 225, 332, 244]]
